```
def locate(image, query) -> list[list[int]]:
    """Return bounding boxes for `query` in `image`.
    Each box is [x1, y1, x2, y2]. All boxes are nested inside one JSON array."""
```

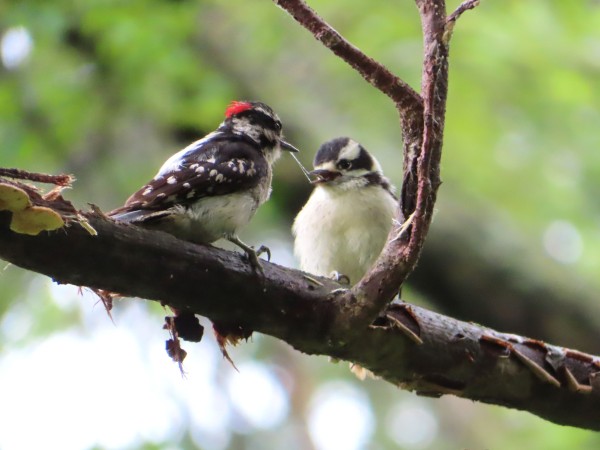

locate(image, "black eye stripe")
[[239, 110, 280, 132], [350, 147, 374, 171], [313, 137, 378, 172]]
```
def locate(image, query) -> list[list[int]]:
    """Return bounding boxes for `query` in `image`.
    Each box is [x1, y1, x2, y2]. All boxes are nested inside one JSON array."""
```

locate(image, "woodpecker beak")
[[279, 139, 299, 153], [309, 169, 340, 184]]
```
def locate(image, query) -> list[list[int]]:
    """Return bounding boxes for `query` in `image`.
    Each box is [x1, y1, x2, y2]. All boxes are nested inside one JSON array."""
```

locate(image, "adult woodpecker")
[[110, 100, 298, 270]]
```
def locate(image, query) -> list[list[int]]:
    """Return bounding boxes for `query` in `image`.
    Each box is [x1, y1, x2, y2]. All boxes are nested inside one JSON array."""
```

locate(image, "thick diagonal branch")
[[1, 213, 600, 430]]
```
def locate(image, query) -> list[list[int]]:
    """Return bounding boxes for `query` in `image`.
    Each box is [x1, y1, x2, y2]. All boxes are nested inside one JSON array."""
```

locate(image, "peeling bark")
[[1, 214, 600, 430]]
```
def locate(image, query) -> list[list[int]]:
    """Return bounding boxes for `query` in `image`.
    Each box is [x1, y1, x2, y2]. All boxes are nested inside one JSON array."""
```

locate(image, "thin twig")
[[444, 0, 480, 43], [0, 168, 74, 186], [447, 0, 480, 24]]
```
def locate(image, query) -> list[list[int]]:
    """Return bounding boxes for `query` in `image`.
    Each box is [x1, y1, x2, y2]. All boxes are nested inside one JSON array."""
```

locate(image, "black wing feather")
[[110, 137, 267, 217]]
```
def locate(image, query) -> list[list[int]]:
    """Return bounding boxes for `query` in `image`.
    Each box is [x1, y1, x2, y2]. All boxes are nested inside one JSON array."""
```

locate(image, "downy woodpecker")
[[110, 101, 298, 269], [293, 137, 397, 284]]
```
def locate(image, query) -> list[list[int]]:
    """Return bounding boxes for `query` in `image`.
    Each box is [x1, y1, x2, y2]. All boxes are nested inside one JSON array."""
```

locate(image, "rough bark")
[[1, 213, 600, 430]]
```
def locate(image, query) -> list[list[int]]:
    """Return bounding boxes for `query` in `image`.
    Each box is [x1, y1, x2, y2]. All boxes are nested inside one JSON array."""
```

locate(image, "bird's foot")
[[227, 236, 270, 274], [254, 245, 271, 262], [244, 246, 269, 275], [329, 271, 351, 285]]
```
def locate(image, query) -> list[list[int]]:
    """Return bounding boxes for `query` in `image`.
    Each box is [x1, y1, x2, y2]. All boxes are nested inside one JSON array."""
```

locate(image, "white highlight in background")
[[307, 381, 374, 450], [0, 279, 233, 450], [1, 26, 33, 69], [226, 361, 289, 431], [386, 398, 438, 449], [543, 220, 583, 264], [0, 329, 181, 450]]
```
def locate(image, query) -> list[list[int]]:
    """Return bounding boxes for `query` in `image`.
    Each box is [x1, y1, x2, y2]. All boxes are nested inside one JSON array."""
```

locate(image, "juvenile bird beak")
[[309, 169, 340, 184], [279, 139, 299, 153]]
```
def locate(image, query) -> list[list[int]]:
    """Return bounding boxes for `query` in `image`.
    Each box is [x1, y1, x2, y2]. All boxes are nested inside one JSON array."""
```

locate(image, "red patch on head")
[[225, 101, 252, 118]]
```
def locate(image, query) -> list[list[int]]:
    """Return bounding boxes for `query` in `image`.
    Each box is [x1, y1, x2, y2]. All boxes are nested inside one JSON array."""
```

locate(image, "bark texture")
[[1, 213, 600, 430]]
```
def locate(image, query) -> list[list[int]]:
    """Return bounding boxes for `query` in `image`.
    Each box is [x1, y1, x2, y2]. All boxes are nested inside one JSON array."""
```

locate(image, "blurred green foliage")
[[1, 0, 600, 449]]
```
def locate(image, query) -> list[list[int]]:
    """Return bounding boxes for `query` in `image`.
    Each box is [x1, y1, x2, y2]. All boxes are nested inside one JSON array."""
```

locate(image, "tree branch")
[[447, 0, 480, 25], [0, 168, 74, 186], [1, 213, 600, 430]]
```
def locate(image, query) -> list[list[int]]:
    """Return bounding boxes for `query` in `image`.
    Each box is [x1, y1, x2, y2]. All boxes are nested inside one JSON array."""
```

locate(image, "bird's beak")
[[309, 169, 340, 184], [279, 139, 299, 153]]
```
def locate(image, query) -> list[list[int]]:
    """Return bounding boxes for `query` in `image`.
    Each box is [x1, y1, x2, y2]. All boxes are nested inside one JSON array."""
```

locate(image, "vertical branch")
[[405, 0, 448, 257], [347, 0, 452, 330]]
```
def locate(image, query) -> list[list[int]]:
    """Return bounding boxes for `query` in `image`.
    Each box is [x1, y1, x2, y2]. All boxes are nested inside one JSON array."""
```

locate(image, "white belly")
[[154, 191, 260, 244], [293, 185, 397, 283]]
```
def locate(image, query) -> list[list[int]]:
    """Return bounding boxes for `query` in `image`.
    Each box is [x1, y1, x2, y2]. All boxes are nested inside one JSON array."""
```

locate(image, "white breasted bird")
[[293, 137, 397, 285], [110, 101, 298, 270]]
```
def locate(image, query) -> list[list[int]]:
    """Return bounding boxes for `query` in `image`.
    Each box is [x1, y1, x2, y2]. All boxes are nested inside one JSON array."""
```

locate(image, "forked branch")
[[274, 0, 478, 327]]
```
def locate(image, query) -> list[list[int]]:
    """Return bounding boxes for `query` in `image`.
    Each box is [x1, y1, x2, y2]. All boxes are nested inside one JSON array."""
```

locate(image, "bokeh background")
[[2, 0, 600, 449]]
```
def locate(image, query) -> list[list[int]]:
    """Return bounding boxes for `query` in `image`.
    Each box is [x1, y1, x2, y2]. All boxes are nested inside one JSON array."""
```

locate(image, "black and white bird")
[[110, 100, 298, 269], [293, 137, 397, 284]]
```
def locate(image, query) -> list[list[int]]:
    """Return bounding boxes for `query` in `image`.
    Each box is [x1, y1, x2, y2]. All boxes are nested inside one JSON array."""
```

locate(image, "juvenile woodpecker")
[[292, 137, 397, 284], [110, 101, 298, 269]]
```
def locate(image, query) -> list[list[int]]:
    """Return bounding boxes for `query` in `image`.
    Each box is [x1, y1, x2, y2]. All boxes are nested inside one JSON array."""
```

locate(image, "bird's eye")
[[337, 159, 351, 170], [274, 120, 282, 131]]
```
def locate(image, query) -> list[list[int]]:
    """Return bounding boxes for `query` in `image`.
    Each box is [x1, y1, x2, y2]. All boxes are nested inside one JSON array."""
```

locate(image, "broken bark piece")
[[0, 183, 32, 212], [10, 206, 64, 235]]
